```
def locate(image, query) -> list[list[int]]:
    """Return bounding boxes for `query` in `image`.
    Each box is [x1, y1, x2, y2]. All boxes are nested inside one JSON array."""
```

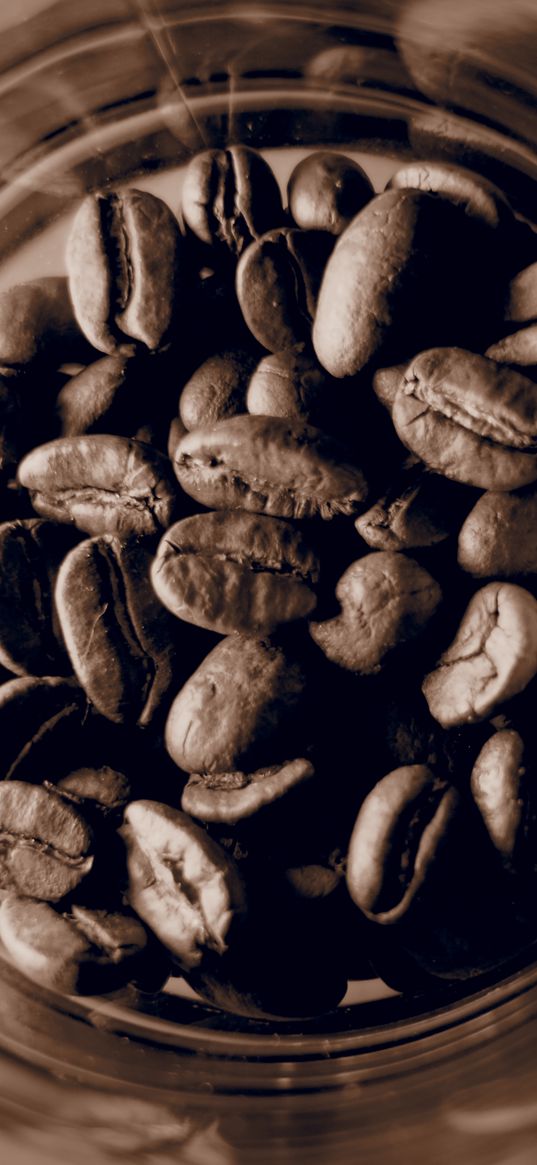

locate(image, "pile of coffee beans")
[[1, 146, 537, 1019]]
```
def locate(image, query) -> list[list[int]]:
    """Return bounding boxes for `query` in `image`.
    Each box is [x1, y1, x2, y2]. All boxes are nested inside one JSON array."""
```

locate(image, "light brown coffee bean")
[[181, 759, 315, 825], [0, 781, 93, 901], [355, 463, 472, 552], [458, 486, 537, 577], [0, 896, 151, 994], [505, 261, 537, 324], [486, 325, 537, 369], [470, 731, 530, 865], [151, 510, 319, 636], [422, 583, 537, 727], [120, 800, 247, 969]]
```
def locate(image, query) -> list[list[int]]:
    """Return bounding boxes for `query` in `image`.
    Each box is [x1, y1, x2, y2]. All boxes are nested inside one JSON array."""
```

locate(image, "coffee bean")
[[0, 519, 82, 676], [181, 146, 283, 259], [55, 535, 180, 727], [504, 260, 537, 324], [422, 583, 537, 727], [313, 189, 493, 377], [486, 325, 537, 371], [458, 486, 537, 578], [53, 766, 132, 815], [355, 462, 473, 552], [287, 150, 374, 234], [179, 348, 257, 430], [120, 800, 247, 969], [151, 510, 319, 636], [386, 161, 512, 230], [56, 352, 168, 442], [470, 731, 532, 868], [0, 676, 87, 781], [66, 189, 186, 354], [0, 278, 94, 376], [171, 414, 368, 520], [346, 765, 460, 923], [310, 552, 442, 673], [165, 635, 308, 775], [182, 759, 315, 825], [0, 781, 94, 901], [0, 896, 153, 994], [392, 348, 537, 489], [236, 227, 334, 352], [17, 435, 179, 538], [246, 343, 335, 425]]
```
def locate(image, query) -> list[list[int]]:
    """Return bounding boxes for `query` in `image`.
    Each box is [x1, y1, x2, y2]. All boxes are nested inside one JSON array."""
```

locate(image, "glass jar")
[[1, 2, 537, 1161]]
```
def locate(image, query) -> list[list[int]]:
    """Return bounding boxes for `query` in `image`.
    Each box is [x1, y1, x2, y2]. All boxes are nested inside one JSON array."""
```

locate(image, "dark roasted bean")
[[287, 150, 374, 234]]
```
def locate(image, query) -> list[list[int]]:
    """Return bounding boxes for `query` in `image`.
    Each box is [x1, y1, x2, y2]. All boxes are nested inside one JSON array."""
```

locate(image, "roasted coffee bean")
[[0, 896, 153, 994], [0, 278, 93, 375], [246, 343, 335, 425], [346, 765, 460, 923], [236, 227, 334, 352], [458, 486, 537, 578], [0, 519, 82, 676], [505, 261, 537, 324], [185, 910, 347, 1020], [392, 348, 537, 490], [386, 161, 512, 230], [171, 414, 368, 520], [151, 510, 319, 636], [55, 535, 180, 727], [120, 800, 247, 969], [0, 676, 87, 781], [165, 635, 308, 775], [179, 348, 257, 431], [486, 325, 537, 371], [53, 766, 132, 815], [372, 364, 408, 412], [313, 189, 495, 377], [287, 150, 374, 234], [422, 583, 537, 727], [470, 731, 533, 869], [17, 435, 179, 538], [56, 352, 170, 444], [181, 146, 283, 259], [355, 462, 472, 552], [0, 781, 93, 901], [310, 552, 442, 673], [66, 189, 185, 354], [181, 759, 315, 825]]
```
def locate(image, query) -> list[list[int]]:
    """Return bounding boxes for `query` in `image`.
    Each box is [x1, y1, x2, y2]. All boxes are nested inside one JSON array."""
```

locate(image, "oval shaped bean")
[[151, 510, 319, 636]]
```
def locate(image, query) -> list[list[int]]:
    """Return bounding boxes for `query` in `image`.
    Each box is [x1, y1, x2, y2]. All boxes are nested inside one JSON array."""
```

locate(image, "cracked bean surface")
[[422, 582, 537, 727]]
